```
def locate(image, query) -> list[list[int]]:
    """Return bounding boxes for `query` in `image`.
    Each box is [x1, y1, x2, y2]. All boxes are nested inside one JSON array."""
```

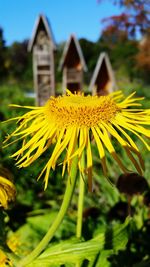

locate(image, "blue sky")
[[0, 0, 122, 46]]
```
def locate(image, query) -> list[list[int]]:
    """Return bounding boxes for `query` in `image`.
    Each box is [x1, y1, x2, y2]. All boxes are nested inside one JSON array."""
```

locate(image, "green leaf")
[[27, 211, 75, 239], [27, 217, 131, 267], [95, 250, 112, 267]]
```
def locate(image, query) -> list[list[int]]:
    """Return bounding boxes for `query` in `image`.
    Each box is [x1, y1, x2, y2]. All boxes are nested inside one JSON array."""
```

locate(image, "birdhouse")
[[28, 14, 56, 106], [59, 35, 87, 93], [89, 52, 117, 95]]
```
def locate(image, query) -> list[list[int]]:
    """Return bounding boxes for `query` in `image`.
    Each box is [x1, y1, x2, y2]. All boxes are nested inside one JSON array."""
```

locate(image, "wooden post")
[[28, 15, 56, 106]]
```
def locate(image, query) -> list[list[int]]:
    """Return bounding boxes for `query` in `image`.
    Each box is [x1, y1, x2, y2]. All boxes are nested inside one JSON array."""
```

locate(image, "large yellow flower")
[[0, 176, 16, 209], [4, 90, 150, 190]]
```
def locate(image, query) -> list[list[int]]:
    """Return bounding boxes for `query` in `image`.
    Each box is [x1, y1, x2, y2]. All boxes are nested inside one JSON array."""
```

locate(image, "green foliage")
[[0, 27, 7, 80], [0, 83, 150, 266], [26, 218, 130, 267], [6, 40, 32, 82]]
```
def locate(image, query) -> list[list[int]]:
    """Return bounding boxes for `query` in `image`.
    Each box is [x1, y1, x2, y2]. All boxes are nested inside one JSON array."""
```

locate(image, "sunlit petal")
[[4, 90, 150, 189]]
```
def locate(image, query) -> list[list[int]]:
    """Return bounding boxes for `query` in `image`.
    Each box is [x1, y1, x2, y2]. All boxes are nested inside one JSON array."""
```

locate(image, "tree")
[[136, 34, 150, 82], [79, 38, 112, 84], [99, 24, 128, 47], [80, 38, 99, 71], [97, 0, 149, 82], [6, 40, 32, 83], [99, 28, 138, 80], [0, 27, 7, 80], [99, 0, 150, 38]]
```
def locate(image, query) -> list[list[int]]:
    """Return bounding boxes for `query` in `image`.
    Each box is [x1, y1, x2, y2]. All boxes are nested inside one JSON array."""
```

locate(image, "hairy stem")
[[75, 151, 85, 267], [76, 173, 85, 238], [17, 157, 78, 267], [76, 151, 85, 238]]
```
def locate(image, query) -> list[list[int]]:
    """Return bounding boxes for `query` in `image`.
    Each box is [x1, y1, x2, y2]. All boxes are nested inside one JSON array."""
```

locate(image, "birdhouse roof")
[[28, 14, 56, 52], [89, 52, 117, 92], [59, 34, 87, 72]]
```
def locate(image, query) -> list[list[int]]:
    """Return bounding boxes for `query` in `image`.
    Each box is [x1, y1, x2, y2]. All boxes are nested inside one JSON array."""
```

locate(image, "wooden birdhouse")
[[89, 52, 117, 95], [59, 35, 87, 93], [28, 14, 56, 106]]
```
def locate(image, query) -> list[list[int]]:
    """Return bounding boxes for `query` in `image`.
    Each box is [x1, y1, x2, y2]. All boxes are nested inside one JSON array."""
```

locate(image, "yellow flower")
[[4, 90, 150, 190], [0, 249, 12, 266], [0, 176, 16, 209]]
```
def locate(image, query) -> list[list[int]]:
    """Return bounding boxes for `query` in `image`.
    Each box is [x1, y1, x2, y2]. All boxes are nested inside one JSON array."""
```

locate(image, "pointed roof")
[[59, 34, 87, 72], [28, 14, 56, 52], [89, 52, 117, 92]]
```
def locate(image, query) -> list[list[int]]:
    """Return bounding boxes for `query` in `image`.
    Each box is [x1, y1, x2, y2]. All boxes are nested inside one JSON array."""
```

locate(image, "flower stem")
[[17, 157, 78, 267], [76, 151, 85, 239]]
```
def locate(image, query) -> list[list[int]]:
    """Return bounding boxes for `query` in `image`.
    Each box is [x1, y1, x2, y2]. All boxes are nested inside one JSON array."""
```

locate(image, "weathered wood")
[[66, 68, 82, 82], [89, 52, 117, 95], [28, 14, 56, 106], [59, 35, 87, 93]]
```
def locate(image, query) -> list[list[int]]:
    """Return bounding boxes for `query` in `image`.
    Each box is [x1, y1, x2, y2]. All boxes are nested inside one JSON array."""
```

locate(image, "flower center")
[[46, 93, 119, 128]]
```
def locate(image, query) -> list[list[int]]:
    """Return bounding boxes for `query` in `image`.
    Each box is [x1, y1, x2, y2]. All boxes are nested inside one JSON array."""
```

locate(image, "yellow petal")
[[91, 127, 107, 176], [96, 125, 129, 173], [87, 130, 93, 192]]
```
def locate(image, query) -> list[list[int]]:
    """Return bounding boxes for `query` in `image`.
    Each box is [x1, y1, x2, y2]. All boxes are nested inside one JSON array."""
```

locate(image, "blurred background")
[[0, 0, 149, 94]]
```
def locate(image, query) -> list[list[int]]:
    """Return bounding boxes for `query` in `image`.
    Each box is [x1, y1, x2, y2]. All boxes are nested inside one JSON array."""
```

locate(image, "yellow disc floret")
[[45, 91, 119, 128]]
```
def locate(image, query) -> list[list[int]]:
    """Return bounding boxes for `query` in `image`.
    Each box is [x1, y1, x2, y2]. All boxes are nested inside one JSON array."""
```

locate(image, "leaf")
[[95, 250, 112, 267], [27, 217, 131, 267], [6, 211, 76, 258], [27, 212, 57, 235], [27, 211, 75, 239]]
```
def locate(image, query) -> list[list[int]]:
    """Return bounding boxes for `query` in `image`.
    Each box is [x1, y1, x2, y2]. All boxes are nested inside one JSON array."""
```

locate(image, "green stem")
[[76, 172, 85, 238], [76, 153, 85, 267], [76, 152, 85, 239], [17, 157, 78, 267]]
